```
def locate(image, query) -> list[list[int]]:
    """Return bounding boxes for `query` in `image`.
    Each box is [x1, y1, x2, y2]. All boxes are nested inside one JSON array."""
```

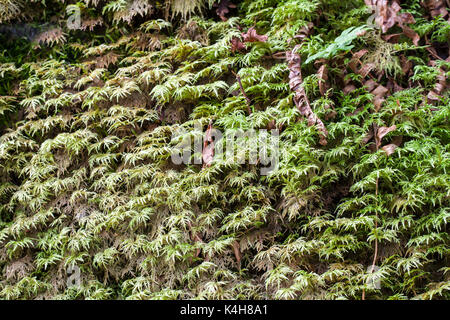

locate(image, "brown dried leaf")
[[358, 63, 376, 78], [382, 33, 402, 42], [435, 69, 448, 94], [400, 55, 413, 74], [366, 0, 420, 45], [353, 49, 369, 60], [401, 25, 420, 46], [424, 0, 449, 18], [372, 84, 389, 97], [371, 84, 389, 111], [343, 84, 356, 94], [267, 119, 276, 130], [364, 79, 378, 92], [348, 49, 367, 73], [373, 97, 385, 111], [292, 22, 314, 43], [427, 90, 442, 101], [214, 0, 236, 21], [376, 125, 396, 148], [232, 240, 241, 266], [362, 128, 374, 145], [382, 135, 403, 155], [381, 144, 397, 155], [242, 27, 268, 43], [324, 109, 337, 120], [347, 106, 364, 117], [435, 82, 445, 94], [202, 121, 215, 167], [230, 37, 246, 52], [317, 64, 329, 96]]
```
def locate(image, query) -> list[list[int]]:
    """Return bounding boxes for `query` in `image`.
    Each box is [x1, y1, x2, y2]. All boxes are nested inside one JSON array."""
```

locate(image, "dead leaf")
[[232, 240, 241, 266], [343, 84, 356, 94], [382, 33, 402, 42], [214, 0, 236, 21], [401, 25, 420, 46], [202, 120, 215, 167], [427, 90, 441, 101], [376, 125, 396, 148], [324, 109, 337, 120], [400, 55, 413, 74], [317, 64, 329, 96], [382, 135, 402, 155], [368, 84, 389, 111], [231, 27, 267, 52], [353, 49, 369, 60], [347, 106, 364, 117], [267, 119, 276, 130], [358, 63, 376, 78], [365, 0, 420, 45], [291, 22, 314, 43], [364, 79, 378, 92], [435, 70, 448, 94], [230, 37, 246, 52], [361, 128, 374, 145], [372, 85, 388, 97], [373, 97, 386, 111], [242, 27, 268, 43], [424, 0, 449, 18]]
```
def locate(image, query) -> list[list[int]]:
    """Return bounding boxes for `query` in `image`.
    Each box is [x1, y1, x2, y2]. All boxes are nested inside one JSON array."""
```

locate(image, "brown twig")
[[231, 70, 252, 114], [286, 44, 328, 145]]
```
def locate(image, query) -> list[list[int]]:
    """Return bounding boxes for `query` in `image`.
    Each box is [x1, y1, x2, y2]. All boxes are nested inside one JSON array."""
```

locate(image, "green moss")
[[0, 0, 448, 300]]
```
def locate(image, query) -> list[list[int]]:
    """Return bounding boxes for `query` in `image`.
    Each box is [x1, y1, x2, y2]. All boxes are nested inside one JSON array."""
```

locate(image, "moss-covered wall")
[[0, 0, 449, 299]]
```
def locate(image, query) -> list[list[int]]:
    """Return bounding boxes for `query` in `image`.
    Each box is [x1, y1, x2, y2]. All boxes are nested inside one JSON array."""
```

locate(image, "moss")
[[0, 0, 448, 300]]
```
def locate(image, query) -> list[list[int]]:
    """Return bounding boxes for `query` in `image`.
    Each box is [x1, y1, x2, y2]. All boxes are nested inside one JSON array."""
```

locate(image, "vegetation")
[[0, 0, 449, 300]]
